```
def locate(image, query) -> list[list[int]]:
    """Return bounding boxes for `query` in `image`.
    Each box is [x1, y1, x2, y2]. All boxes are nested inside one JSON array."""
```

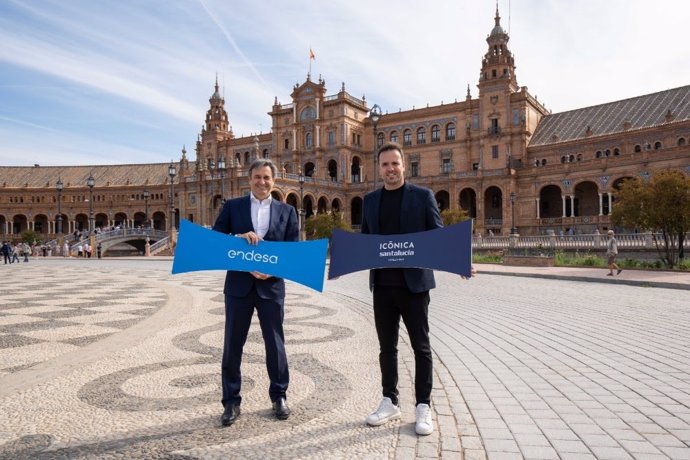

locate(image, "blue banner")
[[329, 220, 473, 279], [172, 219, 329, 292]]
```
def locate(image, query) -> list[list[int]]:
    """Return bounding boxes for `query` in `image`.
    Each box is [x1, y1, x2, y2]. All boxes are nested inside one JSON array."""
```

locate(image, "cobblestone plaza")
[[1, 259, 689, 459]]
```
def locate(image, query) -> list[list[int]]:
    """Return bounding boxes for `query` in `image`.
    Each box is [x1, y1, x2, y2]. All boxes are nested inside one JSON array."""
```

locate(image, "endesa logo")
[[227, 249, 279, 264]]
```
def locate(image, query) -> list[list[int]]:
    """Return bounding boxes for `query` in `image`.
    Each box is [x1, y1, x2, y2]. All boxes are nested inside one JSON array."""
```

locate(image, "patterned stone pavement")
[[1, 258, 689, 459]]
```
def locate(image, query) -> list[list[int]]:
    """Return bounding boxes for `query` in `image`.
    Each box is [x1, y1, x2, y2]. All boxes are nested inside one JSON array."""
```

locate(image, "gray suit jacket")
[[361, 182, 443, 293]]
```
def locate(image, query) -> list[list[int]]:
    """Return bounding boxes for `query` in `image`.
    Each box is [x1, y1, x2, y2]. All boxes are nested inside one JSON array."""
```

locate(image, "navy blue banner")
[[172, 219, 329, 292], [329, 220, 473, 278]]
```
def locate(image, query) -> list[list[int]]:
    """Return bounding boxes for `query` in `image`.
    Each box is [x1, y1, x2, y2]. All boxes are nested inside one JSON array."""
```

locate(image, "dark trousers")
[[373, 285, 432, 406], [222, 289, 289, 407]]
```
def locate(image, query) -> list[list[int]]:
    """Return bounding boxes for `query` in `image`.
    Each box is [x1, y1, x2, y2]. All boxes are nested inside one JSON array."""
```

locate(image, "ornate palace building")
[[1, 8, 689, 242]]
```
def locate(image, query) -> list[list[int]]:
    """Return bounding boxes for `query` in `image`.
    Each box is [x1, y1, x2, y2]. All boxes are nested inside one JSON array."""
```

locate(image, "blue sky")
[[1, 0, 688, 166]]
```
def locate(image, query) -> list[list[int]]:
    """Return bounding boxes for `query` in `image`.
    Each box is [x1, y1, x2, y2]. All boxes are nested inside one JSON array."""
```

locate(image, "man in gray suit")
[[361, 142, 443, 436], [212, 159, 299, 426]]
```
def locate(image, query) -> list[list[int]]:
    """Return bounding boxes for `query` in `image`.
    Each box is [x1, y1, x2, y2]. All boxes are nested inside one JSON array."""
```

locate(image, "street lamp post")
[[298, 171, 305, 241], [56, 178, 63, 235], [143, 189, 150, 228], [87, 174, 95, 233], [218, 156, 226, 203], [510, 191, 518, 235], [168, 161, 176, 231], [369, 104, 382, 190]]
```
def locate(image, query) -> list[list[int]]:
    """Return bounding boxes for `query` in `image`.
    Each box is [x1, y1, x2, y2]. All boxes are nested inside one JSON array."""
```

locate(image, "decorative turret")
[[205, 75, 230, 134], [479, 5, 518, 92]]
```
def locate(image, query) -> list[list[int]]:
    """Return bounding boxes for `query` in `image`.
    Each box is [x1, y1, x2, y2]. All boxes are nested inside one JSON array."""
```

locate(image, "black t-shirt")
[[374, 186, 405, 286]]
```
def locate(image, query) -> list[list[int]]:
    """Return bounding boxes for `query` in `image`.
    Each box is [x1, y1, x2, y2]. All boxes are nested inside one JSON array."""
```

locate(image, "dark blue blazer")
[[212, 195, 299, 299], [361, 182, 443, 293]]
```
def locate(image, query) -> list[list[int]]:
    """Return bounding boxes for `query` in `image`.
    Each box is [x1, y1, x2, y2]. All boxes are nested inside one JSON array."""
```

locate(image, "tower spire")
[[478, 4, 518, 92]]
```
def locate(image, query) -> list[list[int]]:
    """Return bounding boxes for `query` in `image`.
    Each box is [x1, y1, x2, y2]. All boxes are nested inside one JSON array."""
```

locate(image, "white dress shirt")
[[250, 193, 272, 238]]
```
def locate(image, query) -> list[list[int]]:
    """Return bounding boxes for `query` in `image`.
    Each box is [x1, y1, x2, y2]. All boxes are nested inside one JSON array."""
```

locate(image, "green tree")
[[21, 229, 40, 245], [440, 208, 470, 226], [611, 169, 690, 268], [304, 211, 351, 241]]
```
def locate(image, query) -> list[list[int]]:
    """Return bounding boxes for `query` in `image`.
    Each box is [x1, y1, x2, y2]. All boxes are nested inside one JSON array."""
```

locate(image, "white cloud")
[[0, 0, 687, 165]]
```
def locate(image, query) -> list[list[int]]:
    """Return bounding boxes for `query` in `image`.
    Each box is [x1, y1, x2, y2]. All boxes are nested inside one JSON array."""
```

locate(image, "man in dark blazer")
[[212, 159, 299, 426], [361, 142, 443, 436]]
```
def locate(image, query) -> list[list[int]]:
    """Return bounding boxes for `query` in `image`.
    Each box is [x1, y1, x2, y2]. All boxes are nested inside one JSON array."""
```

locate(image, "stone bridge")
[[70, 228, 169, 256]]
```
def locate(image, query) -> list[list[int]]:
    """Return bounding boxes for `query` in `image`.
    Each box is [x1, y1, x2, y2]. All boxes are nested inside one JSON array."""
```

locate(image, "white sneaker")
[[366, 397, 401, 426], [415, 403, 433, 435]]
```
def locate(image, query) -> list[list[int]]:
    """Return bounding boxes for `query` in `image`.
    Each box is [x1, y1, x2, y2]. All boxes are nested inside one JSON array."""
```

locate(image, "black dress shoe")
[[221, 403, 240, 426], [272, 397, 290, 420]]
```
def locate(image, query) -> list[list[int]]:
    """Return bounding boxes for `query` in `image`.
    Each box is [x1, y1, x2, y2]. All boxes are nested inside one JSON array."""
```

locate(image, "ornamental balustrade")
[[472, 233, 688, 250]]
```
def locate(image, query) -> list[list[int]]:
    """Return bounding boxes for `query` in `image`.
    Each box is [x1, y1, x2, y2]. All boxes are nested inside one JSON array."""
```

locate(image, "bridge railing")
[[149, 237, 170, 255], [69, 228, 170, 252]]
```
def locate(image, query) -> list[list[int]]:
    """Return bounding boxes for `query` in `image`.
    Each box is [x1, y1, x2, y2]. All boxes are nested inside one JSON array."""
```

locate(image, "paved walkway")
[[0, 258, 688, 459]]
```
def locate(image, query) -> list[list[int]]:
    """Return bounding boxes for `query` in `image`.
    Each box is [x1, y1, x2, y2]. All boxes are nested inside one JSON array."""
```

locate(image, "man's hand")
[[237, 231, 262, 245], [461, 265, 477, 280], [250, 271, 271, 280]]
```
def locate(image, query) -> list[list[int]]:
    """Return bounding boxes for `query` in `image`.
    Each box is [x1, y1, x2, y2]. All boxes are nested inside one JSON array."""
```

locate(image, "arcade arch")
[[459, 188, 477, 218]]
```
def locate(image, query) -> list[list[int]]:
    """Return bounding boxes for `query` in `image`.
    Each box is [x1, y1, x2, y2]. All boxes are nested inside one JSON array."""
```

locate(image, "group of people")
[[1, 241, 32, 264], [212, 144, 475, 436]]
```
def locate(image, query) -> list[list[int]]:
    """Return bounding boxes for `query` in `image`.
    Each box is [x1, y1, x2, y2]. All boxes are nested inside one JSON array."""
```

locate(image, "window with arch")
[[376, 132, 384, 147], [244, 151, 250, 164], [305, 132, 313, 148], [654, 141, 662, 150], [431, 125, 440, 142], [679, 137, 687, 146], [595, 151, 602, 158], [263, 149, 269, 159], [300, 107, 316, 121], [417, 127, 426, 144], [403, 129, 412, 146], [327, 131, 335, 146], [634, 144, 642, 153], [390, 131, 398, 143], [446, 122, 456, 140], [613, 148, 620, 156], [284, 138, 289, 150]]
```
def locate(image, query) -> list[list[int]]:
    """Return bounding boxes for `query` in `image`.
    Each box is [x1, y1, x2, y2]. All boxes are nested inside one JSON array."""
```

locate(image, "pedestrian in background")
[[11, 243, 20, 263], [1, 241, 11, 264], [606, 230, 622, 276]]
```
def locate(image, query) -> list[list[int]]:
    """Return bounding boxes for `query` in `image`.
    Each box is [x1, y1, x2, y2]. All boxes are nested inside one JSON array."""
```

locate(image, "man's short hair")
[[377, 142, 405, 163], [248, 159, 277, 178], [607, 230, 614, 235]]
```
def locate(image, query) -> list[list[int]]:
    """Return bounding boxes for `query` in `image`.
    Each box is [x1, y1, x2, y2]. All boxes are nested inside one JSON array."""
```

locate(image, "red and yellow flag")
[[309, 48, 316, 60]]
